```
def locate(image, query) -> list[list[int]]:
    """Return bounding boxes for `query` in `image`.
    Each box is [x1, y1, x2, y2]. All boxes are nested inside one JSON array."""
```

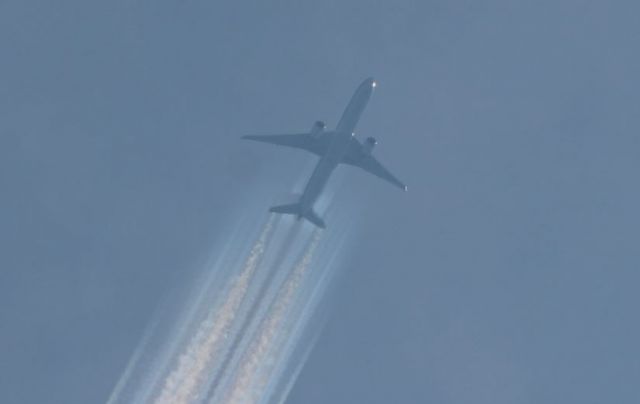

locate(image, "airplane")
[[243, 77, 406, 228]]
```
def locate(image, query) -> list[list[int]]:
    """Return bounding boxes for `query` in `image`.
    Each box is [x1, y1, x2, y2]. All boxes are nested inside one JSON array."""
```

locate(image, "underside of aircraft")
[[243, 78, 406, 228]]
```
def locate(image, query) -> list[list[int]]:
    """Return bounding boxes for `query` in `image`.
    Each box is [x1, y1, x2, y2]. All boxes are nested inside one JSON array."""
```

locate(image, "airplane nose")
[[364, 77, 376, 88]]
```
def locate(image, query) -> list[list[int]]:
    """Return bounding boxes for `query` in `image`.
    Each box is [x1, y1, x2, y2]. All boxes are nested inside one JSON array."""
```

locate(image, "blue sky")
[[1, 1, 639, 403]]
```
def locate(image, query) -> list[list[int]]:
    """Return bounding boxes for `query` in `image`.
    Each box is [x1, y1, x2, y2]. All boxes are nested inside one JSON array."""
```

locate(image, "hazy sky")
[[2, 1, 639, 403]]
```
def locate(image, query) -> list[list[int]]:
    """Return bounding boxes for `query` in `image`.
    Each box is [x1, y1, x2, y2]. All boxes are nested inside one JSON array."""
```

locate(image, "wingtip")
[[403, 185, 408, 192]]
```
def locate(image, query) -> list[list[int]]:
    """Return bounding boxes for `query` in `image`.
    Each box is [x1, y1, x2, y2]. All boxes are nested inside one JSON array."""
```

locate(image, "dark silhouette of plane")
[[243, 78, 406, 228]]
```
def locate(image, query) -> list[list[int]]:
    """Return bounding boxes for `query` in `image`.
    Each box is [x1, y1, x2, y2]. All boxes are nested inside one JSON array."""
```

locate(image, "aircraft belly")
[[336, 78, 375, 133], [300, 157, 337, 210]]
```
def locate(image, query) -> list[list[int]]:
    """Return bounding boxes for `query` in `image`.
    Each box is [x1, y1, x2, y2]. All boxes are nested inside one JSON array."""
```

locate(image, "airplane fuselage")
[[297, 78, 376, 217], [245, 76, 405, 228]]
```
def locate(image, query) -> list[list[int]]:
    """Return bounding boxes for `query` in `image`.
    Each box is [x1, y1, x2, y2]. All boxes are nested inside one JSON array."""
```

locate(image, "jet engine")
[[310, 121, 326, 138], [363, 136, 377, 153]]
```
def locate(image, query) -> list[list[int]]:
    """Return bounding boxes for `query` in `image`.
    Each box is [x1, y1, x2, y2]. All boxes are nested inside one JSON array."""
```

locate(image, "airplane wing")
[[343, 138, 407, 191], [242, 133, 334, 156]]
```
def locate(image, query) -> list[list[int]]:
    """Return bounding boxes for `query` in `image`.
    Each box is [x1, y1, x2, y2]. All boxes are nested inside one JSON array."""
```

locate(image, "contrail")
[[108, 198, 351, 403], [153, 216, 275, 404], [133, 219, 253, 404], [221, 230, 322, 404], [106, 314, 160, 404], [204, 221, 303, 400], [266, 228, 351, 404], [270, 322, 322, 404]]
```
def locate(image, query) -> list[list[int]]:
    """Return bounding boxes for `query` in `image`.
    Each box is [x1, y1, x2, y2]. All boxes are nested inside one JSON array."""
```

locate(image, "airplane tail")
[[269, 203, 326, 229], [269, 203, 300, 215]]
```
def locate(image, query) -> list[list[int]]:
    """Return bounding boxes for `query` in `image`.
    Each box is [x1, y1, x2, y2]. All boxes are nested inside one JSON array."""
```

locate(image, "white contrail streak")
[[133, 220, 251, 404], [266, 229, 351, 404], [271, 324, 322, 404], [153, 217, 275, 404], [203, 222, 303, 401], [106, 314, 160, 404], [221, 231, 322, 404]]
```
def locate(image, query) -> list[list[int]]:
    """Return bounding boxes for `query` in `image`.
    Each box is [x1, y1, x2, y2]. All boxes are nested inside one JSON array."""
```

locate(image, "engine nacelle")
[[310, 121, 326, 138], [363, 136, 377, 153]]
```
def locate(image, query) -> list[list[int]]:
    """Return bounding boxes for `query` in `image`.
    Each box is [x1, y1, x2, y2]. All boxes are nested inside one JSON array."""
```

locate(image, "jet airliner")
[[243, 78, 406, 228]]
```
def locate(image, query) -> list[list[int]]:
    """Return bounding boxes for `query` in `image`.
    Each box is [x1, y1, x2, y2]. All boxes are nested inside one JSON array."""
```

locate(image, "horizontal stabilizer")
[[269, 203, 300, 215], [304, 209, 326, 229], [269, 203, 326, 229]]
